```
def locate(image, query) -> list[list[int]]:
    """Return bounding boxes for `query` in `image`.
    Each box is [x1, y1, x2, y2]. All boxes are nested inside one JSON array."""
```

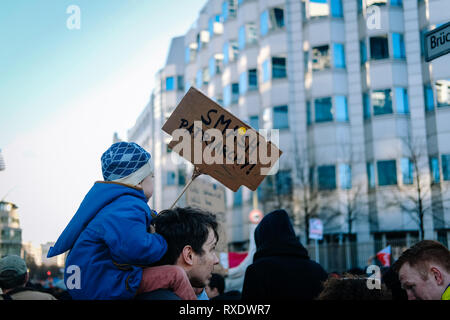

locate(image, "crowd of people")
[[1, 142, 448, 301]]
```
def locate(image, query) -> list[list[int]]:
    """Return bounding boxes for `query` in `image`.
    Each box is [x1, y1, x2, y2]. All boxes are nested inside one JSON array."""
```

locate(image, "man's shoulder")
[[135, 289, 181, 300]]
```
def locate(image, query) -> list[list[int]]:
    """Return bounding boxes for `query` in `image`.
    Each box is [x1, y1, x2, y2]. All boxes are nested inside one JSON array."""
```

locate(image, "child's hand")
[[149, 224, 156, 234]]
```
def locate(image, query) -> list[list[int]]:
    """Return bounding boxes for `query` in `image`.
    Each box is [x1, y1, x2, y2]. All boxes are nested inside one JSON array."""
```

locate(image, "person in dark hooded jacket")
[[241, 209, 328, 300]]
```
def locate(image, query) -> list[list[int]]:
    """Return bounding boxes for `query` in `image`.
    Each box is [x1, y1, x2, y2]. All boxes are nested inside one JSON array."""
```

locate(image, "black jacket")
[[242, 210, 328, 300]]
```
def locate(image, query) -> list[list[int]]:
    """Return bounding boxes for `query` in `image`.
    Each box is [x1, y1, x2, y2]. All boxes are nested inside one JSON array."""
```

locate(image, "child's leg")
[[138, 265, 197, 300]]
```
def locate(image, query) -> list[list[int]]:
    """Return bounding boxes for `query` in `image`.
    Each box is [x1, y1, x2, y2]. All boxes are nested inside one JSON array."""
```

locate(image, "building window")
[[223, 40, 238, 66], [261, 7, 285, 36], [318, 165, 336, 190], [372, 89, 393, 115], [331, 0, 343, 17], [442, 154, 450, 181], [310, 0, 329, 19], [333, 43, 346, 69], [238, 23, 257, 50], [312, 45, 331, 71], [367, 162, 375, 188], [276, 170, 292, 195], [222, 0, 237, 22], [262, 60, 270, 83], [233, 187, 242, 206], [223, 84, 231, 107], [273, 105, 289, 129], [424, 85, 434, 111], [209, 54, 223, 77], [272, 57, 287, 79], [306, 101, 312, 126], [339, 164, 352, 189], [196, 70, 202, 88], [401, 158, 413, 185], [390, 0, 402, 6], [209, 15, 223, 37], [436, 80, 450, 107], [248, 69, 258, 91], [232, 83, 239, 104], [249, 115, 259, 130], [304, 50, 310, 73], [167, 171, 176, 186], [395, 88, 409, 114], [177, 76, 184, 91], [315, 97, 333, 123], [335, 96, 349, 122], [178, 169, 186, 186], [360, 40, 367, 65], [392, 33, 406, 59], [370, 35, 389, 60], [239, 71, 248, 95], [367, 0, 387, 6], [377, 160, 397, 186], [165, 77, 174, 91], [363, 92, 371, 119], [430, 156, 440, 184]]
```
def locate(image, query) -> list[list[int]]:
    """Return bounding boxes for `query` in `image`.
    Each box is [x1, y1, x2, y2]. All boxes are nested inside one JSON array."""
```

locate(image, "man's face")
[[188, 228, 219, 288], [398, 262, 442, 300]]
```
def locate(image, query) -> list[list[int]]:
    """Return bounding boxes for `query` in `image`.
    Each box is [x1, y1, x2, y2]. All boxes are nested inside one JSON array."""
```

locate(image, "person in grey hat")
[[0, 255, 56, 300]]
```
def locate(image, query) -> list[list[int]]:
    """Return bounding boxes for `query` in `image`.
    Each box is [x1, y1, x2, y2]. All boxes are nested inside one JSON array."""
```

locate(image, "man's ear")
[[430, 266, 444, 285], [181, 245, 194, 266]]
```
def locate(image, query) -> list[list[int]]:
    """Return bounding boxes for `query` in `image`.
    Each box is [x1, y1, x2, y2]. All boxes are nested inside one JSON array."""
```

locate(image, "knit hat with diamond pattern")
[[101, 142, 153, 185]]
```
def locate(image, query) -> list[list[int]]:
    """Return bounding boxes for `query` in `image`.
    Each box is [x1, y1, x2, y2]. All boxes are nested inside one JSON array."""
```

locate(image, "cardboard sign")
[[162, 87, 283, 192], [309, 218, 323, 240]]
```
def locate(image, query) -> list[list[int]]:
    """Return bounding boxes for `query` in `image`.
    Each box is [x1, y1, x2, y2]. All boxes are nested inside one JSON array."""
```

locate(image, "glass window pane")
[[339, 164, 352, 189], [223, 84, 231, 107], [430, 157, 440, 183], [262, 60, 270, 82], [272, 57, 287, 78], [273, 105, 289, 129], [436, 80, 450, 107], [238, 25, 246, 50], [392, 33, 405, 59], [331, 0, 343, 17], [315, 97, 333, 122], [377, 160, 397, 186], [370, 36, 389, 60], [360, 40, 367, 65], [424, 85, 434, 111], [177, 76, 184, 91], [248, 69, 258, 90], [312, 45, 330, 71], [232, 83, 239, 104], [334, 43, 346, 68], [223, 42, 229, 65], [196, 70, 203, 88], [401, 158, 413, 185], [260, 10, 269, 36], [271, 8, 285, 29], [167, 171, 176, 185], [442, 154, 450, 181], [165, 77, 174, 91], [249, 115, 259, 130], [372, 89, 393, 115], [367, 162, 375, 188], [318, 165, 336, 190], [395, 88, 409, 114], [276, 170, 292, 195], [363, 92, 371, 119], [390, 0, 402, 6], [234, 187, 242, 206], [335, 96, 348, 122], [239, 72, 248, 95]]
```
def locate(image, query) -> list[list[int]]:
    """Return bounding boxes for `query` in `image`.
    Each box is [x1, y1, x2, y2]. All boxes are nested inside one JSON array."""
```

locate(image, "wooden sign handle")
[[169, 167, 202, 209]]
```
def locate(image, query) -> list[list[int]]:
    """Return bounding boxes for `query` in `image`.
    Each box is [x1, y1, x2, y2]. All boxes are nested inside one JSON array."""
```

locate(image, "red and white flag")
[[376, 245, 391, 267]]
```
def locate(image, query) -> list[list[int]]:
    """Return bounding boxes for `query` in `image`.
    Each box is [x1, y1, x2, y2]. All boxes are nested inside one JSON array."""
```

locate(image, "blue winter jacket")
[[47, 181, 168, 300]]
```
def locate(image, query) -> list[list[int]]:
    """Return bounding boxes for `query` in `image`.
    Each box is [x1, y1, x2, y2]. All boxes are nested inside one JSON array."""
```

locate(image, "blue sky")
[[0, 0, 206, 245]]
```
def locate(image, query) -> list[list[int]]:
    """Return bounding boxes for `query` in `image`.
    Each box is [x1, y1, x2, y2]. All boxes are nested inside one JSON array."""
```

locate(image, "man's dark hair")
[[208, 273, 225, 294], [317, 274, 392, 300], [152, 207, 219, 265], [0, 271, 27, 290], [392, 240, 450, 279]]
